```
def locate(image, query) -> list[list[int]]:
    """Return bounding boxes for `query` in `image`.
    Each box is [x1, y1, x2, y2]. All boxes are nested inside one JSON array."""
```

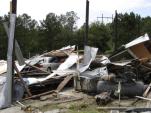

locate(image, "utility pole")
[[12, 0, 17, 14], [12, 0, 17, 94], [114, 10, 118, 50], [5, 0, 17, 108], [84, 0, 89, 46]]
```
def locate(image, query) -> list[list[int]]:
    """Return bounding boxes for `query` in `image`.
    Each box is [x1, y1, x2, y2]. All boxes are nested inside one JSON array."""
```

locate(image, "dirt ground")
[[0, 88, 149, 113]]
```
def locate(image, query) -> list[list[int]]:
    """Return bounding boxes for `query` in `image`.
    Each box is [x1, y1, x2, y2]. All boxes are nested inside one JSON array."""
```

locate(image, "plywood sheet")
[[130, 43, 151, 59]]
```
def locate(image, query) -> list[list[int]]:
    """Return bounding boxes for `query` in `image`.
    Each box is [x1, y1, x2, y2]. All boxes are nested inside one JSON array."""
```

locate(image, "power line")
[[97, 14, 114, 23]]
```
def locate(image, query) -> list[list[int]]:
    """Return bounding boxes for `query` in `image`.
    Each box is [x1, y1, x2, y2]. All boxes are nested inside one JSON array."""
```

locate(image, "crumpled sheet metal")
[[24, 53, 79, 85], [0, 75, 7, 108], [57, 53, 78, 70], [78, 46, 98, 73], [24, 46, 98, 85], [83, 46, 98, 65], [124, 33, 149, 49], [125, 34, 151, 59], [109, 33, 150, 61], [81, 67, 108, 77], [99, 56, 110, 65]]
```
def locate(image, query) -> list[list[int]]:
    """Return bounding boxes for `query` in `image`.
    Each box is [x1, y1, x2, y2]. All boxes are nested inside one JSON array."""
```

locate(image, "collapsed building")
[[1, 1, 151, 113], [1, 33, 151, 110]]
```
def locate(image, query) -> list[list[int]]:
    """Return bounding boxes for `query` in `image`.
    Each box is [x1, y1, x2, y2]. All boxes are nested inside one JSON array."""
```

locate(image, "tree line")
[[0, 11, 151, 59]]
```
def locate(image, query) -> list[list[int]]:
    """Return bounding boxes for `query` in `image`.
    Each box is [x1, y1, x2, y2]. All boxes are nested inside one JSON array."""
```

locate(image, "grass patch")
[[68, 102, 105, 113]]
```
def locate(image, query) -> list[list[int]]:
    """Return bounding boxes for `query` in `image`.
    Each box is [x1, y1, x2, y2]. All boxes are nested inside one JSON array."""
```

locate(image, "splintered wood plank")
[[55, 75, 73, 93], [143, 82, 151, 97]]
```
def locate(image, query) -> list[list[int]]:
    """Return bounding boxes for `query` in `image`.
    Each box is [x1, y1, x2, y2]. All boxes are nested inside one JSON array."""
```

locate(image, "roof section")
[[125, 33, 150, 48]]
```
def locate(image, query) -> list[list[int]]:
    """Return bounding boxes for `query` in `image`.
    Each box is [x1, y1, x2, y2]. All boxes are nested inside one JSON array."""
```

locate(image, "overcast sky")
[[1, 0, 151, 27]]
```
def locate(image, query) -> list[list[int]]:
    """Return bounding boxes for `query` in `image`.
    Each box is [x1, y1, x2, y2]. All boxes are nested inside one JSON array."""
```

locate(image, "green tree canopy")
[[1, 11, 151, 59]]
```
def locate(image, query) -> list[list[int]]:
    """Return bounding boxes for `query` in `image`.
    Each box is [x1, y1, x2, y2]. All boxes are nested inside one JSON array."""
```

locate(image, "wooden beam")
[[55, 75, 73, 93], [143, 82, 151, 97], [12, 0, 17, 14], [136, 96, 151, 101], [25, 63, 50, 74], [23, 90, 54, 100]]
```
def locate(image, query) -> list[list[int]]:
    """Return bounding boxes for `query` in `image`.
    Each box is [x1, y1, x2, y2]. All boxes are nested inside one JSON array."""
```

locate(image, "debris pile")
[[1, 33, 151, 111], [74, 33, 151, 105]]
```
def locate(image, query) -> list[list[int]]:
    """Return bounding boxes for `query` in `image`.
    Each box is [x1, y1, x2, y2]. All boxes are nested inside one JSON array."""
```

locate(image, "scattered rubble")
[[1, 33, 151, 112]]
